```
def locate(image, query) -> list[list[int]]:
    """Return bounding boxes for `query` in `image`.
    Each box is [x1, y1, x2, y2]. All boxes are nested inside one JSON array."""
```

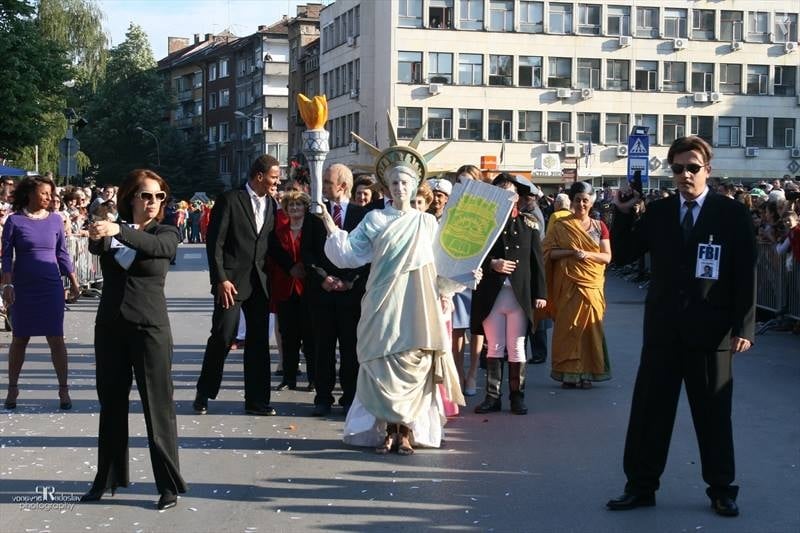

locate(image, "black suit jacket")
[[206, 188, 291, 301], [301, 200, 369, 295], [613, 192, 757, 351], [472, 213, 547, 332], [90, 221, 179, 327]]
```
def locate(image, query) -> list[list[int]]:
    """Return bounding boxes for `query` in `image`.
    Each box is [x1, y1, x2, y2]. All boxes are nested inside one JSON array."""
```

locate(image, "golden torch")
[[297, 93, 329, 214]]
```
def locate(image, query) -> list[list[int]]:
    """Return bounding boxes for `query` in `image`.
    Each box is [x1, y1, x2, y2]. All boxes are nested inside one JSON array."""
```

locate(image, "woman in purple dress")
[[2, 176, 80, 410]]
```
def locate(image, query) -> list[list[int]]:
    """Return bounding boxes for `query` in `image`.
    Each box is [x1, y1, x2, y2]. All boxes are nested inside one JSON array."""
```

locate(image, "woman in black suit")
[[81, 169, 186, 510]]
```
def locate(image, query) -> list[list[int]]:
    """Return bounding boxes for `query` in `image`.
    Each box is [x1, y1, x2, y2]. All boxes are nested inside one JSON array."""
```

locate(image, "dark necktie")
[[681, 200, 696, 242], [333, 203, 343, 229]]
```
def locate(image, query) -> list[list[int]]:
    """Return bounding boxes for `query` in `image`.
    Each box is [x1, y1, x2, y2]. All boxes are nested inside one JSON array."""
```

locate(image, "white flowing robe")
[[324, 207, 464, 447]]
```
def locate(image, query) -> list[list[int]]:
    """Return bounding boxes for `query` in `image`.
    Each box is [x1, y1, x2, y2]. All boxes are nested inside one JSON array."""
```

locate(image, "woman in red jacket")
[[270, 191, 314, 391]]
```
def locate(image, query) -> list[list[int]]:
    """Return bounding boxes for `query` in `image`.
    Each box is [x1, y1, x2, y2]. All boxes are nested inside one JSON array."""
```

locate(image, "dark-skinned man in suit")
[[194, 155, 299, 416], [607, 136, 757, 517]]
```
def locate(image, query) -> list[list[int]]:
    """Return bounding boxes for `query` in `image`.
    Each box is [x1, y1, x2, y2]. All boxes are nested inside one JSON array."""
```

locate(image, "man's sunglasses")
[[670, 163, 705, 175], [135, 191, 167, 202]]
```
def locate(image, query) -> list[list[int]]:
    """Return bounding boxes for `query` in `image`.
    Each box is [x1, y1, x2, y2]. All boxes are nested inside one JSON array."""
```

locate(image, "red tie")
[[333, 203, 343, 229]]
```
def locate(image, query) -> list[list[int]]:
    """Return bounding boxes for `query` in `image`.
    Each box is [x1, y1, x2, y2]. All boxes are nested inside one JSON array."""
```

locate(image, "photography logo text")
[[12, 485, 80, 511]]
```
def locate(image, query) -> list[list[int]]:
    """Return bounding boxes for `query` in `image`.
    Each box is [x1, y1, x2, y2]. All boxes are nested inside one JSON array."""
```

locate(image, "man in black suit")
[[302, 163, 368, 416], [194, 155, 295, 416], [607, 136, 757, 517]]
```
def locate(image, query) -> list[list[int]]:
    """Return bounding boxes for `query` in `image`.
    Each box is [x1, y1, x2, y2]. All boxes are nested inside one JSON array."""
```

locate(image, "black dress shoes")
[[80, 486, 114, 502], [711, 496, 739, 517], [527, 353, 547, 364], [311, 404, 331, 416], [606, 492, 656, 510], [244, 403, 277, 416], [193, 393, 208, 414], [157, 493, 177, 510], [275, 382, 296, 391]]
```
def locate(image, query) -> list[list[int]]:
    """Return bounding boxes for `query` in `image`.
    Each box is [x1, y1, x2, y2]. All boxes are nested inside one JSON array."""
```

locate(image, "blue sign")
[[627, 126, 650, 187]]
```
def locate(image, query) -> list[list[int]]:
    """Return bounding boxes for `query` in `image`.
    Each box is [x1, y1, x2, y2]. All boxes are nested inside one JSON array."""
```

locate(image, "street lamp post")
[[135, 126, 161, 166]]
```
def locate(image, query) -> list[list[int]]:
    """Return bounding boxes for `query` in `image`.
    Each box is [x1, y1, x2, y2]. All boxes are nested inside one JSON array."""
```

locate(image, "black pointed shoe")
[[711, 496, 739, 517], [193, 393, 208, 414], [606, 492, 656, 510], [157, 493, 177, 510]]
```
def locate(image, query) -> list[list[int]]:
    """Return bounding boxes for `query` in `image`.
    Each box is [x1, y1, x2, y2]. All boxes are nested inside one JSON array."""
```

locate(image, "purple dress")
[[1, 213, 74, 337]]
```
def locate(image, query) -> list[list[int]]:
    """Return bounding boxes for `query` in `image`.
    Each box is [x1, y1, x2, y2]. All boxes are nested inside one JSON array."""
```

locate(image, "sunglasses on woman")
[[135, 191, 167, 202], [670, 163, 704, 175]]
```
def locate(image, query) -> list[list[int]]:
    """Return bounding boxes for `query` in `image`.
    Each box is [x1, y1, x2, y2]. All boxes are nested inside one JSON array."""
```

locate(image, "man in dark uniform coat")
[[302, 163, 368, 416], [607, 136, 757, 517], [194, 155, 296, 416]]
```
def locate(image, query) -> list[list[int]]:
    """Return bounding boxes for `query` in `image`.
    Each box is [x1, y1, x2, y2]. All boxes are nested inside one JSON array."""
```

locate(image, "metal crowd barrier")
[[65, 236, 103, 297], [756, 242, 800, 332]]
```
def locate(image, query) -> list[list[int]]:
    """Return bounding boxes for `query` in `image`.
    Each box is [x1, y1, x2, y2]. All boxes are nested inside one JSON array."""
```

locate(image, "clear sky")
[[96, 0, 315, 60]]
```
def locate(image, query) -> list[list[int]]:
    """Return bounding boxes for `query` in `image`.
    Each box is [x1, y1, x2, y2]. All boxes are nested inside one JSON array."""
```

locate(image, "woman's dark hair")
[[491, 172, 516, 190], [12, 175, 56, 212], [567, 181, 595, 201], [117, 169, 170, 222]]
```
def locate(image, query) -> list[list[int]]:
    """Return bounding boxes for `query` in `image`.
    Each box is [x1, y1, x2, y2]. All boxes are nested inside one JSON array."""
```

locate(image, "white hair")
[[554, 193, 570, 210]]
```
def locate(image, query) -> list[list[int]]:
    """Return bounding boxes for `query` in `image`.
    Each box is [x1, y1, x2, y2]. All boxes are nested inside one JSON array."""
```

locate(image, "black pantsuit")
[[276, 291, 315, 386], [88, 221, 186, 497]]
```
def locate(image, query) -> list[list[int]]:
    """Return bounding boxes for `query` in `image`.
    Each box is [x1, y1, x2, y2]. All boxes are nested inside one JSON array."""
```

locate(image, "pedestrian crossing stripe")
[[629, 139, 648, 155]]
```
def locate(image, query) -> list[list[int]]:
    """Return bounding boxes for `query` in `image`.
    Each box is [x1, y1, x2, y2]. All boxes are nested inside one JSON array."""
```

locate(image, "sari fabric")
[[542, 216, 611, 383]]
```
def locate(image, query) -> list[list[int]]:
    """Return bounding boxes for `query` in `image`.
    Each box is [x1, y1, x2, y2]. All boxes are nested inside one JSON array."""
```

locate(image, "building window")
[[209, 63, 218, 81], [219, 58, 229, 78], [774, 66, 797, 96], [773, 118, 796, 148], [459, 53, 483, 85], [691, 63, 714, 93], [605, 113, 629, 144], [219, 154, 229, 174], [458, 108, 483, 140], [691, 116, 713, 144], [662, 61, 686, 92], [489, 0, 513, 32], [747, 11, 769, 42], [576, 4, 601, 35], [577, 58, 600, 89], [459, 0, 484, 30], [488, 109, 513, 140], [518, 110, 542, 142], [606, 59, 629, 91], [691, 9, 715, 40], [634, 114, 657, 145], [547, 57, 572, 88], [519, 1, 543, 33], [428, 0, 454, 29], [635, 61, 658, 91], [208, 125, 217, 144], [219, 122, 229, 142], [745, 117, 768, 147], [428, 52, 453, 84], [718, 117, 741, 147], [720, 64, 742, 94], [489, 55, 513, 86], [746, 65, 769, 95], [209, 92, 218, 110], [398, 107, 422, 139], [606, 5, 630, 36], [398, 0, 423, 27], [720, 11, 744, 41], [663, 8, 687, 38], [428, 108, 453, 139], [220, 89, 230, 107], [547, 112, 571, 142], [774, 13, 798, 43], [549, 3, 573, 34], [398, 51, 423, 83], [518, 56, 542, 87], [635, 6, 659, 38], [662, 115, 685, 145], [576, 112, 600, 143]]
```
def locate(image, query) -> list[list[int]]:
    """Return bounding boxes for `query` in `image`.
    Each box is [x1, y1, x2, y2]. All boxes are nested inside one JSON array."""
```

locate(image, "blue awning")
[[0, 164, 27, 177]]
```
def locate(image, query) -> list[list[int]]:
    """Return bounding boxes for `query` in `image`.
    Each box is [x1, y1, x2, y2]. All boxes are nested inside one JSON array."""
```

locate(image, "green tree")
[[0, 0, 71, 160]]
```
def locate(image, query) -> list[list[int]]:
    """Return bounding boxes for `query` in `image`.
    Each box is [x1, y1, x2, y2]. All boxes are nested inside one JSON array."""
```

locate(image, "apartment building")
[[321, 0, 799, 187]]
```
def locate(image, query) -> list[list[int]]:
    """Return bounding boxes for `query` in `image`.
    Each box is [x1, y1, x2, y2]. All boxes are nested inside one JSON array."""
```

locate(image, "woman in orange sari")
[[542, 181, 612, 389]]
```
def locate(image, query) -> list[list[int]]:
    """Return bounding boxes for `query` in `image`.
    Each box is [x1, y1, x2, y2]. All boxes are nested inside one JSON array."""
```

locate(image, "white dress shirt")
[[246, 182, 266, 233], [679, 186, 710, 227]]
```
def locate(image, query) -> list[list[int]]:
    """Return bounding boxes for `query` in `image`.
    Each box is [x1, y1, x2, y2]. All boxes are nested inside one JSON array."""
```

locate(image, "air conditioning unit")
[[709, 92, 722, 102], [556, 88, 571, 98], [347, 35, 356, 47], [745, 147, 759, 157], [348, 141, 358, 153], [731, 41, 743, 51], [428, 83, 442, 95], [673, 38, 686, 50], [785, 41, 798, 53], [565, 143, 581, 157], [618, 35, 632, 47], [790, 147, 800, 158], [616, 145, 629, 157], [349, 89, 359, 99], [580, 88, 594, 99], [693, 92, 709, 103], [547, 142, 563, 153]]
